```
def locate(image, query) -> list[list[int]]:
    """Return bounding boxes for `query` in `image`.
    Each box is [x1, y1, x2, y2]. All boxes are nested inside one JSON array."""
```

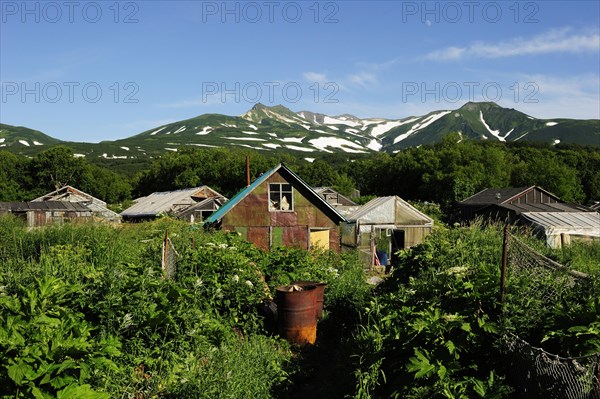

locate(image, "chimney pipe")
[[246, 156, 250, 187]]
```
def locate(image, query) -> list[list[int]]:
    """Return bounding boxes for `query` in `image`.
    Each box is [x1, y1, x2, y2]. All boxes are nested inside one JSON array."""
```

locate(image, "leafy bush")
[[349, 222, 599, 398]]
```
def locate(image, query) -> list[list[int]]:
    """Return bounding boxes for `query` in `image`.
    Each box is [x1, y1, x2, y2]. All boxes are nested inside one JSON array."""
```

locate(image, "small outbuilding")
[[204, 164, 347, 252], [32, 185, 121, 222], [458, 186, 591, 222], [0, 201, 93, 227], [121, 186, 223, 221], [342, 196, 434, 268], [520, 212, 600, 249]]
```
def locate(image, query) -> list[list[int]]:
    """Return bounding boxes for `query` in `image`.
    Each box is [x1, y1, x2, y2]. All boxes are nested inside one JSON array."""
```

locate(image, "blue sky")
[[1, 0, 599, 142]]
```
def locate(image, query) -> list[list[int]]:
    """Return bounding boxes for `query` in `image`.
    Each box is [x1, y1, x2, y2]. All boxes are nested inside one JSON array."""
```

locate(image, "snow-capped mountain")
[[1, 102, 598, 160]]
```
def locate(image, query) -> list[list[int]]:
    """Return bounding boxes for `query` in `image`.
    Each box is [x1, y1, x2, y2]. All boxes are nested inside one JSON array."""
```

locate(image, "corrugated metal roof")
[[0, 201, 91, 212], [521, 212, 600, 234], [205, 164, 347, 224], [32, 185, 107, 207], [347, 196, 433, 226], [121, 186, 218, 217], [314, 187, 357, 206]]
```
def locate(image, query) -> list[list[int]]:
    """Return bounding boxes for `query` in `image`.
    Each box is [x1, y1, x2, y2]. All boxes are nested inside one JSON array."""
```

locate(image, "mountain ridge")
[[1, 102, 598, 160]]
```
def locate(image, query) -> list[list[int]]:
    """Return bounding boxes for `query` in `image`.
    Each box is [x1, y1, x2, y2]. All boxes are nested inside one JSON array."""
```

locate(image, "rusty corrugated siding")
[[222, 171, 340, 251]]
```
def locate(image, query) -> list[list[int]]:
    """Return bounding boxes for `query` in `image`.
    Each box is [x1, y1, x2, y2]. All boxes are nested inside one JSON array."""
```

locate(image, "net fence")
[[502, 231, 599, 399], [503, 334, 599, 399]]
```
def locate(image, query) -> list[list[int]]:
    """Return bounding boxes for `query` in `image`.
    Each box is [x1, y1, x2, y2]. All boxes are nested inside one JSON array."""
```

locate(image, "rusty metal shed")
[[204, 164, 347, 252], [0, 201, 93, 227]]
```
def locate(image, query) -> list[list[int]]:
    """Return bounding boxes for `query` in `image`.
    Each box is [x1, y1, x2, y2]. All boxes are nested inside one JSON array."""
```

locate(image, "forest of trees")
[[1, 134, 599, 214]]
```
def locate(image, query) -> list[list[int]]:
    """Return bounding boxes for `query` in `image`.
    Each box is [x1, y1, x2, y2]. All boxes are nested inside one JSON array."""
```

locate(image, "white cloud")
[[424, 28, 600, 61], [348, 72, 378, 88], [509, 73, 600, 119], [303, 72, 328, 83]]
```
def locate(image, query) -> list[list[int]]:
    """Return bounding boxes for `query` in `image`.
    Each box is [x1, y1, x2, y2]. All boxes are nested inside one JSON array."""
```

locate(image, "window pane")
[[282, 184, 292, 192]]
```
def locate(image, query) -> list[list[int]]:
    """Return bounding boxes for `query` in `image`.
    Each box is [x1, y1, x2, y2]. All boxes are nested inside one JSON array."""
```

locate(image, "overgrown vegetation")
[[0, 216, 370, 398], [349, 222, 600, 398]]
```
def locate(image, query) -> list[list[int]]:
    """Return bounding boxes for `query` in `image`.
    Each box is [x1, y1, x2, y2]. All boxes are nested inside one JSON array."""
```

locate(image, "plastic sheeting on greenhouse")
[[348, 196, 434, 233], [520, 212, 600, 249]]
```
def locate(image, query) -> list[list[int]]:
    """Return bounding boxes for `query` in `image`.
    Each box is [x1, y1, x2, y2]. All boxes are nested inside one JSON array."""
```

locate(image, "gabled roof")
[[173, 196, 227, 218], [32, 185, 106, 206], [460, 186, 561, 205], [204, 164, 347, 224], [348, 196, 433, 226], [0, 201, 92, 212], [521, 212, 600, 235], [121, 186, 221, 217], [314, 187, 357, 206]]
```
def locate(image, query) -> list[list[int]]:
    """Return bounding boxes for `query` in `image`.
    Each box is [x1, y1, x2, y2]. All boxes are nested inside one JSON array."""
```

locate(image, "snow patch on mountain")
[[0, 138, 5, 143], [227, 137, 267, 141], [120, 146, 130, 151], [309, 137, 366, 153], [372, 118, 419, 138], [19, 140, 30, 146], [479, 111, 505, 142], [286, 145, 315, 152], [279, 137, 305, 143], [248, 124, 258, 130], [367, 139, 382, 151], [513, 131, 529, 141], [33, 141, 43, 146], [394, 112, 451, 144], [74, 154, 85, 158], [149, 127, 167, 136], [263, 143, 281, 149], [323, 116, 361, 127], [196, 127, 213, 135], [546, 122, 558, 127]]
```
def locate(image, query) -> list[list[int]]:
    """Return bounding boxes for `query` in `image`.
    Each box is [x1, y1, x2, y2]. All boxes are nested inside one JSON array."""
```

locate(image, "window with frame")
[[269, 183, 293, 211]]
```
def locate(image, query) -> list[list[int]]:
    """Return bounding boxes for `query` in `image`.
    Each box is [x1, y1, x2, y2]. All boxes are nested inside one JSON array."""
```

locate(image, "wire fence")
[[501, 229, 599, 399], [503, 334, 599, 399]]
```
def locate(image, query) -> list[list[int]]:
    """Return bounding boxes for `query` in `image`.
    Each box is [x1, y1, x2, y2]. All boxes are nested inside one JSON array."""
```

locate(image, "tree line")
[[1, 135, 599, 212]]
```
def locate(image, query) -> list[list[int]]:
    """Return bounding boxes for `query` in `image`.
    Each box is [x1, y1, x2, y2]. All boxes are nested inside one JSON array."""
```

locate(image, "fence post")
[[162, 229, 169, 276], [499, 224, 509, 305]]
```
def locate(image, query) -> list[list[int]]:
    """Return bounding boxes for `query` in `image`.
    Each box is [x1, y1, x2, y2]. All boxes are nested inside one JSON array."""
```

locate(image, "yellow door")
[[310, 229, 330, 250]]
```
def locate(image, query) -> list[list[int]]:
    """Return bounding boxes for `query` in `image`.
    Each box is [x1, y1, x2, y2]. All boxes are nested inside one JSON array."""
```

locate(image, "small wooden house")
[[458, 186, 590, 222], [32, 185, 121, 222], [204, 164, 347, 252], [121, 186, 223, 221], [342, 196, 434, 267], [0, 201, 93, 227]]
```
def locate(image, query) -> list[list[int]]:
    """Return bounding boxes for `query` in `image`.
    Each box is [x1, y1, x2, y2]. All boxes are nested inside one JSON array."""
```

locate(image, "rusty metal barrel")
[[275, 284, 317, 345], [291, 281, 327, 320]]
